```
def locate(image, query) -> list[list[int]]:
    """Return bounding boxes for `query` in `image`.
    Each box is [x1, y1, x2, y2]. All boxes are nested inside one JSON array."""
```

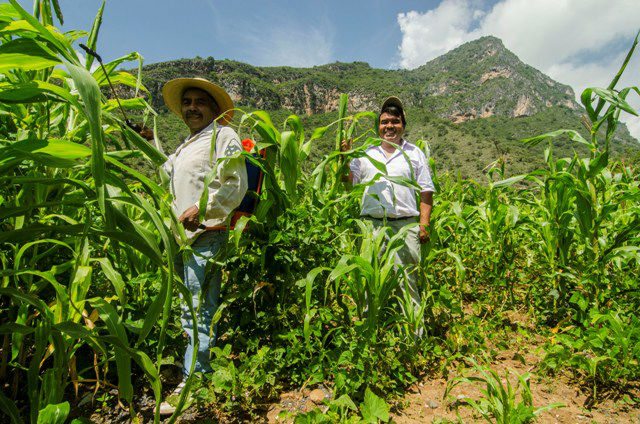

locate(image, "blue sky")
[[15, 0, 640, 138], [40, 0, 446, 68]]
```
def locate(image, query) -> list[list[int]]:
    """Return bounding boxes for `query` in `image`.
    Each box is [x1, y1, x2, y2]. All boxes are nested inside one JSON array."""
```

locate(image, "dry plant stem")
[[0, 334, 8, 380]]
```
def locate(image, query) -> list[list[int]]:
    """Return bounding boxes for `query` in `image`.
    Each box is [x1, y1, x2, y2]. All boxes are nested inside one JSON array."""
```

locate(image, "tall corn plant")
[[0, 1, 179, 422], [327, 219, 412, 342], [476, 172, 527, 307], [521, 149, 577, 317], [424, 178, 475, 310], [311, 96, 377, 205], [521, 31, 640, 321]]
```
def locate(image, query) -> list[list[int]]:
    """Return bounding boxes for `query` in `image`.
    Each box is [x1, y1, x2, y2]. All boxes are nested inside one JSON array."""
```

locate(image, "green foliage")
[[36, 401, 69, 424], [542, 309, 640, 399], [445, 359, 564, 423], [360, 388, 390, 423], [294, 388, 389, 423], [1, 2, 639, 423], [0, 1, 176, 422]]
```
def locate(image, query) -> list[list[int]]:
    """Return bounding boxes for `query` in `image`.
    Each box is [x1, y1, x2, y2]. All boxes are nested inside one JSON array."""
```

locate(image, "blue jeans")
[[178, 230, 227, 376]]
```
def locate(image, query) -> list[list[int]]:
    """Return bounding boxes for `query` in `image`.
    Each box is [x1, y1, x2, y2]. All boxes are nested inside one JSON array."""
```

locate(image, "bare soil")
[[265, 317, 640, 424], [265, 347, 640, 423], [391, 351, 640, 424], [81, 312, 640, 423]]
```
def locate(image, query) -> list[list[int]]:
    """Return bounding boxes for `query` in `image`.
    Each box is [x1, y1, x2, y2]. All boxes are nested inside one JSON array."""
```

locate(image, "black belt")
[[363, 216, 416, 221]]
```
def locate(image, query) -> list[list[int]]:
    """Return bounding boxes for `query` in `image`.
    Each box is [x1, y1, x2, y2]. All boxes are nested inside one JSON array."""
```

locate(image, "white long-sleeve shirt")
[[163, 122, 248, 243], [350, 139, 435, 219]]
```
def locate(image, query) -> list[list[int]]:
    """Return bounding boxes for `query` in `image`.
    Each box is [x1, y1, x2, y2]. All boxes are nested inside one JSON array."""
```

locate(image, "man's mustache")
[[185, 112, 202, 118]]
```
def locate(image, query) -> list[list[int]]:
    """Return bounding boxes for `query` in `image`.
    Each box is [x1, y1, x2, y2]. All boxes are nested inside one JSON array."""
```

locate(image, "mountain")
[[132, 36, 640, 179], [410, 37, 581, 121]]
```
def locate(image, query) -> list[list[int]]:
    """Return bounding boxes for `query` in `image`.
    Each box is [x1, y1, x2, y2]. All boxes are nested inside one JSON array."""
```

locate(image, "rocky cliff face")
[[136, 37, 580, 125], [125, 38, 638, 181], [410, 37, 580, 122]]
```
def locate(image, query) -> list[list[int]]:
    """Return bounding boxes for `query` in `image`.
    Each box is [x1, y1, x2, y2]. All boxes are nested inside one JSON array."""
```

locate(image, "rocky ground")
[[81, 350, 640, 423], [78, 315, 640, 423], [265, 348, 640, 424]]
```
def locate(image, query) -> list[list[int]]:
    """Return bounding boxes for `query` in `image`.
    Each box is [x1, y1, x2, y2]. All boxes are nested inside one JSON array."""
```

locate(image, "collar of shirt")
[[370, 138, 411, 162], [175, 121, 218, 157]]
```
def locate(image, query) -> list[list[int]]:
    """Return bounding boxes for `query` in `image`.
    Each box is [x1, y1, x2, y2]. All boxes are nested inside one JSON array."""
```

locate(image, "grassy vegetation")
[[152, 103, 639, 183], [1, 2, 639, 423], [133, 36, 640, 183]]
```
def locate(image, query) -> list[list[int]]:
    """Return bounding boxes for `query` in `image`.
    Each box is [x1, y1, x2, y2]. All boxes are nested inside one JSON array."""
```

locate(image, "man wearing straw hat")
[[341, 96, 435, 309], [160, 78, 247, 414]]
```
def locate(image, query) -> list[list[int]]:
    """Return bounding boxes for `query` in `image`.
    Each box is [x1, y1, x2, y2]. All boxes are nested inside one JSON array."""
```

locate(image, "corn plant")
[[521, 30, 640, 322], [327, 220, 413, 341], [475, 173, 526, 306], [0, 1, 187, 422], [445, 359, 564, 423], [542, 309, 640, 401], [311, 108, 376, 204]]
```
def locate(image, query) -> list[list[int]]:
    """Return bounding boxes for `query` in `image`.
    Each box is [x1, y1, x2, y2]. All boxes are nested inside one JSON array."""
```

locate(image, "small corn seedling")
[[445, 359, 564, 424]]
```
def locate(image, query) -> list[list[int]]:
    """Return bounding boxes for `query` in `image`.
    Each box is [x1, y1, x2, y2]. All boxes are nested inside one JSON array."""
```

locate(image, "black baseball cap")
[[380, 96, 406, 126]]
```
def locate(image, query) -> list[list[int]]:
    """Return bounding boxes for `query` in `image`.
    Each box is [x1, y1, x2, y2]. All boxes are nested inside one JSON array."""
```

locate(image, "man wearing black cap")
[[341, 97, 435, 304]]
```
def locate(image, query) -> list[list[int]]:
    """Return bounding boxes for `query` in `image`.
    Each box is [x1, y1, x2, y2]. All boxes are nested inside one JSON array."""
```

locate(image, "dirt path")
[[267, 341, 640, 424], [391, 355, 639, 423], [82, 324, 640, 423]]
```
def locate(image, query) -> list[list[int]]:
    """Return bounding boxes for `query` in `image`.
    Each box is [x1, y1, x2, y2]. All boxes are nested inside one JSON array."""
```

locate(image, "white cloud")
[[624, 115, 640, 140], [397, 0, 483, 69], [478, 0, 638, 69], [397, 0, 640, 140]]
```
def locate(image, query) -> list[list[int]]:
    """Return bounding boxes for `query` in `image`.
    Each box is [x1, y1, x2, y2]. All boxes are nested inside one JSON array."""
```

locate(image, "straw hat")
[[162, 78, 234, 126]]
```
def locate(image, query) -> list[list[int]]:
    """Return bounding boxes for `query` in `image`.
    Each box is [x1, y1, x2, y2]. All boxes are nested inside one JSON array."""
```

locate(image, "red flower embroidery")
[[242, 138, 255, 152]]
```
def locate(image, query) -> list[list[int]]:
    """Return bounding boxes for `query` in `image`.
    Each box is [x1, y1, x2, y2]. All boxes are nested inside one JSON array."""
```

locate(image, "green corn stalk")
[[335, 93, 348, 153], [445, 358, 564, 423], [0, 2, 176, 422], [328, 219, 412, 341]]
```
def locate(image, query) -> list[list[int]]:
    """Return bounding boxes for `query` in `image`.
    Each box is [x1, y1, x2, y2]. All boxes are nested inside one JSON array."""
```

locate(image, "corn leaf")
[[335, 93, 348, 151], [64, 61, 106, 214], [0, 3, 21, 22], [280, 130, 299, 200], [8, 0, 76, 63], [92, 258, 127, 306], [91, 298, 133, 404], [120, 125, 168, 166], [0, 81, 79, 106], [84, 0, 104, 70], [0, 38, 60, 72], [0, 389, 23, 424], [36, 401, 69, 424]]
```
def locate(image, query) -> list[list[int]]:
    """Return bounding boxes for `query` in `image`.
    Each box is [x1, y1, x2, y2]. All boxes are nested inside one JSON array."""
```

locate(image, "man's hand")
[[340, 138, 352, 152], [419, 192, 433, 244], [419, 225, 430, 244], [179, 205, 201, 232], [128, 122, 154, 141]]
